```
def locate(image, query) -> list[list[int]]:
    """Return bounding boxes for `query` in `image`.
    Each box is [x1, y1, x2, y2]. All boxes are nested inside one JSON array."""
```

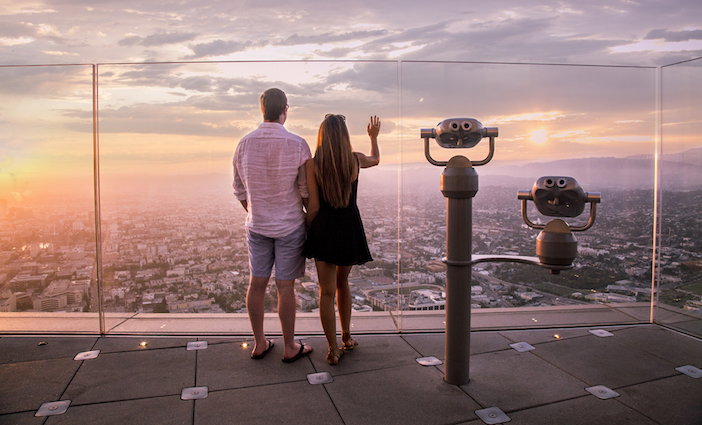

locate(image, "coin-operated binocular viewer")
[[518, 177, 601, 273], [421, 118, 601, 385]]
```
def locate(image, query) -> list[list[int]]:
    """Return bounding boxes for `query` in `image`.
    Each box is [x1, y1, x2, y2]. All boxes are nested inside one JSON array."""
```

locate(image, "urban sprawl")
[[1, 184, 701, 316]]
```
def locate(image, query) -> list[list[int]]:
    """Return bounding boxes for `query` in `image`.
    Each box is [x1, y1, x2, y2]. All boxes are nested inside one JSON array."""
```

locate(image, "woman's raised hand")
[[367, 116, 381, 139], [357, 115, 380, 168]]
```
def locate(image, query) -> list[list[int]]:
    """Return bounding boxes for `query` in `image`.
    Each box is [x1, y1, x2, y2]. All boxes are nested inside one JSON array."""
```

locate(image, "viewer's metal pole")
[[441, 155, 478, 385]]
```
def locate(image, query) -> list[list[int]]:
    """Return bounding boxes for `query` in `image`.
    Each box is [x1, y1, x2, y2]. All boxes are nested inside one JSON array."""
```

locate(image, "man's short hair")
[[260, 88, 287, 122]]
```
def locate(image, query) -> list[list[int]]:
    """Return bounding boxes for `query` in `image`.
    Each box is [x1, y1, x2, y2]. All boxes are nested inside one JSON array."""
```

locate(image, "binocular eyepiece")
[[518, 176, 601, 219], [422, 118, 499, 167], [421, 118, 499, 149]]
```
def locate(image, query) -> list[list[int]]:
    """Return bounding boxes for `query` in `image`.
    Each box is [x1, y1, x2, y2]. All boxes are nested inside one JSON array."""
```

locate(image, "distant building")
[[352, 304, 373, 312], [361, 268, 385, 278], [368, 276, 394, 286], [296, 293, 316, 311], [9, 273, 49, 291], [168, 298, 215, 313], [301, 282, 319, 292], [585, 292, 636, 303], [425, 261, 446, 272], [408, 289, 445, 311], [0, 291, 16, 312], [33, 279, 85, 312], [114, 270, 131, 280], [517, 292, 543, 302], [684, 299, 702, 312], [472, 294, 491, 303], [167, 267, 187, 277]]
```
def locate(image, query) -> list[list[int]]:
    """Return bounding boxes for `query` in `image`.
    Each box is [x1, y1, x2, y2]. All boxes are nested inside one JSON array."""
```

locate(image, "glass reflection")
[[96, 61, 399, 332], [0, 65, 98, 332], [2, 59, 697, 337], [659, 57, 702, 337], [400, 61, 657, 330]]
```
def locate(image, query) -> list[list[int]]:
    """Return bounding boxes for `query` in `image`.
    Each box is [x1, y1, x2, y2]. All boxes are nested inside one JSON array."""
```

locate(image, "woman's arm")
[[305, 158, 320, 228], [355, 115, 380, 169]]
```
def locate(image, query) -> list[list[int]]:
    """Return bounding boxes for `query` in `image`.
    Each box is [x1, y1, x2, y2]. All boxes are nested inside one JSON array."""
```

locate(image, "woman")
[[303, 114, 380, 365]]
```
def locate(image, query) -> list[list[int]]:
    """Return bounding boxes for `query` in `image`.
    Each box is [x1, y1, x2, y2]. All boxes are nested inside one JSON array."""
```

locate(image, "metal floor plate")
[[307, 372, 333, 385], [74, 350, 100, 360], [181, 387, 208, 400], [416, 356, 443, 366], [35, 400, 71, 417], [510, 342, 535, 352], [589, 329, 614, 337], [585, 385, 620, 399], [676, 365, 702, 378], [187, 341, 208, 351], [475, 406, 511, 424]]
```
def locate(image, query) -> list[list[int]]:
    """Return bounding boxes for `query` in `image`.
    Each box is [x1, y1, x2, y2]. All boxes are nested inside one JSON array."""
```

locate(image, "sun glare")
[[530, 129, 548, 144]]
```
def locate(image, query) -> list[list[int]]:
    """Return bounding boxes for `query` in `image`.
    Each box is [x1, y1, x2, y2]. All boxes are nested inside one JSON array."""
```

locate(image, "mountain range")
[[391, 146, 702, 194]]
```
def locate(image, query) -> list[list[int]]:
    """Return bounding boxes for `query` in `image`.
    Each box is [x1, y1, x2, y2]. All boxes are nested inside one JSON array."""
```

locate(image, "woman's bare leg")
[[316, 260, 343, 363], [335, 265, 356, 348]]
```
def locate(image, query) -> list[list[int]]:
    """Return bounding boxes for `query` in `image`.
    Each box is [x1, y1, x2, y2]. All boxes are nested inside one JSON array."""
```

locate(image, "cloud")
[[645, 28, 702, 42], [0, 65, 93, 96], [323, 63, 398, 93], [384, 16, 621, 64], [67, 101, 250, 137], [359, 22, 450, 55], [183, 39, 256, 59], [118, 31, 199, 47], [313, 46, 356, 58], [99, 63, 301, 100], [0, 36, 34, 46], [117, 35, 141, 47], [105, 63, 186, 88], [0, 21, 36, 38], [277, 30, 388, 46], [2, 0, 701, 67]]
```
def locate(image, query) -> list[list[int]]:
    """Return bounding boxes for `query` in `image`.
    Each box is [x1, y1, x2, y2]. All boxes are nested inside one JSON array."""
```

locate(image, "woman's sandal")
[[327, 347, 344, 365], [342, 332, 358, 350]]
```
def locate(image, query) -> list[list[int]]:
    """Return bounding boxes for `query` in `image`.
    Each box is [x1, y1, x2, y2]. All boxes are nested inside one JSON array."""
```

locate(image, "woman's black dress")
[[303, 176, 373, 266]]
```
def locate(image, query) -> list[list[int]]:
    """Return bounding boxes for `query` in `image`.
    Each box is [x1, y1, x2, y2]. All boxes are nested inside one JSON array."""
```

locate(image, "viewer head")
[[315, 114, 356, 208], [260, 88, 288, 123]]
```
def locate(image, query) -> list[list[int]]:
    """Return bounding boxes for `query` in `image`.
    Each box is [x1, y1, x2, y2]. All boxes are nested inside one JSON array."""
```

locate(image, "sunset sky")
[[1, 0, 701, 202], [2, 0, 700, 66]]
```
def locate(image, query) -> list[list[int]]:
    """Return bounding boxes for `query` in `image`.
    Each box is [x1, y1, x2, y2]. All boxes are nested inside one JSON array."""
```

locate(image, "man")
[[233, 88, 313, 362]]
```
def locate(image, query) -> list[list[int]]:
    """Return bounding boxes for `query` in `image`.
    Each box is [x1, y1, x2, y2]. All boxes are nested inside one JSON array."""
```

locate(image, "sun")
[[530, 129, 548, 144]]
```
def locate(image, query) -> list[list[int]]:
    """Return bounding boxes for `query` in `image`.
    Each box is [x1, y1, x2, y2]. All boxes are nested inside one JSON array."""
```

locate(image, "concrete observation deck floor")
[[1, 322, 701, 424]]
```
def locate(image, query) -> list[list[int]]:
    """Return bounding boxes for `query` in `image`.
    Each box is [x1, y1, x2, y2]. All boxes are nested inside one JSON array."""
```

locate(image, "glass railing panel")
[[0, 65, 99, 333], [96, 61, 400, 334], [399, 61, 657, 330], [658, 57, 702, 338]]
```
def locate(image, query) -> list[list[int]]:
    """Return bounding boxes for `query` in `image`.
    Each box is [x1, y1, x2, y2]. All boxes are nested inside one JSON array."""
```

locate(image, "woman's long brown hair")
[[314, 114, 356, 208]]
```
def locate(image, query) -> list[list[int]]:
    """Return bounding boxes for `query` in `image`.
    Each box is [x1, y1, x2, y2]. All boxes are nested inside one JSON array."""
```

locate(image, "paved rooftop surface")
[[1, 324, 701, 424]]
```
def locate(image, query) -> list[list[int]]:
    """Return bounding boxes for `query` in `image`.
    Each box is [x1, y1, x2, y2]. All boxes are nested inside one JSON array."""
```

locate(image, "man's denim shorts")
[[246, 224, 306, 280]]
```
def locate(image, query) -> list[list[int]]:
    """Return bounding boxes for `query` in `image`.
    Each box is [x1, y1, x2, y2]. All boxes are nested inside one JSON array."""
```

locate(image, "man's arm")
[[304, 159, 320, 229], [296, 152, 310, 206], [233, 148, 249, 211]]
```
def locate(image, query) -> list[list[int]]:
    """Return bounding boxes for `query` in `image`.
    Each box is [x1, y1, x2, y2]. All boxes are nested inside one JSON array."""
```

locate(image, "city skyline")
[[3, 172, 700, 317]]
